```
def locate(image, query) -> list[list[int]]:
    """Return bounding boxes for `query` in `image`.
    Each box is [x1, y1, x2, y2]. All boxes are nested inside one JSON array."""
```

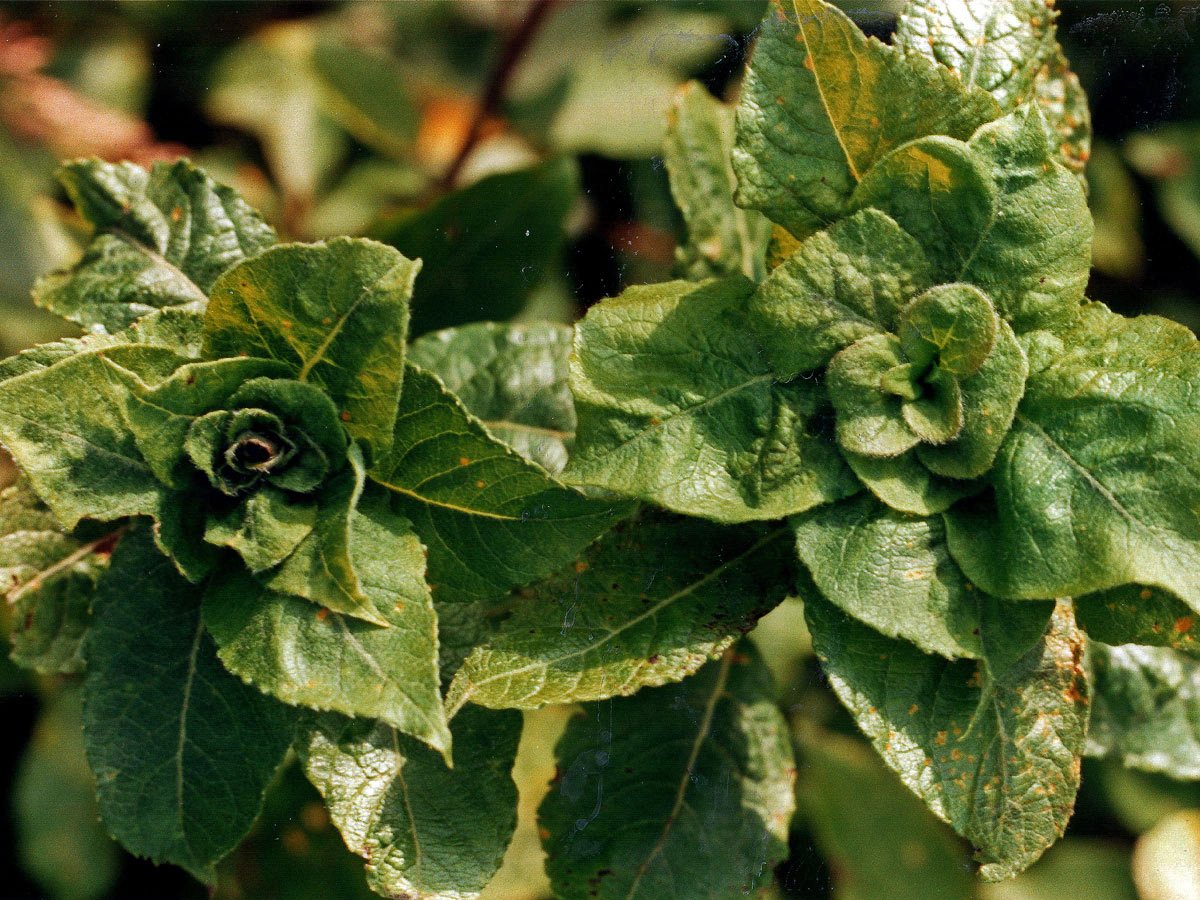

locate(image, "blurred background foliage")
[[0, 2, 1199, 899]]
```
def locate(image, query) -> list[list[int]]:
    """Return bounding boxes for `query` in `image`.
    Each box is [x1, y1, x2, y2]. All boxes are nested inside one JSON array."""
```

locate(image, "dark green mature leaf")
[[408, 321, 576, 476], [15, 688, 119, 900], [852, 105, 1092, 331], [263, 445, 385, 626], [664, 81, 770, 282], [204, 238, 418, 459], [0, 344, 188, 529], [204, 490, 450, 757], [35, 158, 275, 332], [732, 0, 998, 237], [1087, 642, 1200, 780], [796, 494, 997, 659], [0, 478, 107, 674], [371, 364, 631, 604], [82, 528, 293, 882], [797, 726, 976, 900], [448, 515, 792, 713], [566, 278, 857, 522], [539, 646, 795, 900], [1076, 584, 1200, 653], [946, 305, 1200, 611], [375, 159, 578, 337], [807, 596, 1088, 881], [298, 705, 521, 900], [747, 208, 931, 379]]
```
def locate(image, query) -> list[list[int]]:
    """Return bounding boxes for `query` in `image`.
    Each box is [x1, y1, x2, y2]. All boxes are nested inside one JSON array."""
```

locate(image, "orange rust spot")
[[170, 206, 182, 221], [459, 457, 470, 466], [1064, 682, 1087, 704], [475, 480, 485, 488], [280, 320, 292, 328], [539, 828, 551, 841], [340, 411, 351, 422], [648, 417, 662, 427], [316, 608, 329, 622], [908, 704, 919, 715], [1141, 588, 1154, 600], [802, 53, 814, 70], [574, 560, 589, 573], [395, 602, 404, 613], [934, 731, 948, 745], [950, 749, 963, 761], [1175, 616, 1195, 634]]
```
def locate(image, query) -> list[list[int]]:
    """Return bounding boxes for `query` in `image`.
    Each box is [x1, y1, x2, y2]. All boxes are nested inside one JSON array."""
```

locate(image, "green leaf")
[[15, 688, 119, 900], [732, 0, 999, 237], [853, 105, 1092, 331], [566, 278, 857, 522], [1076, 584, 1200, 653], [0, 478, 107, 674], [447, 515, 792, 713], [664, 81, 771, 281], [1033, 47, 1093, 178], [902, 367, 964, 445], [827, 333, 922, 458], [1087, 642, 1200, 780], [945, 304, 1200, 610], [371, 364, 631, 604], [204, 490, 450, 758], [797, 726, 976, 900], [918, 317, 1028, 479], [806, 595, 1088, 881], [538, 646, 795, 900], [841, 448, 981, 516], [893, 0, 1058, 113], [203, 238, 418, 459], [898, 283, 998, 378], [35, 158, 275, 332], [262, 444, 385, 626], [312, 40, 419, 160], [0, 344, 187, 529], [746, 208, 931, 378], [794, 494, 1054, 660], [408, 321, 576, 476], [82, 527, 293, 882], [375, 159, 579, 337], [298, 705, 521, 900], [203, 488, 317, 573]]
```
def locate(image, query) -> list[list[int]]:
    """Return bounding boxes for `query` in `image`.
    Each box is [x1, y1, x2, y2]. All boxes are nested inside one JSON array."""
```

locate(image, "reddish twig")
[[438, 0, 560, 191]]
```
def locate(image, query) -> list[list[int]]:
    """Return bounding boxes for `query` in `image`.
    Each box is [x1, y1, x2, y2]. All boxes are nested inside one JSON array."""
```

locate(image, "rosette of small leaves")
[[0, 156, 630, 891], [561, 0, 1200, 884]]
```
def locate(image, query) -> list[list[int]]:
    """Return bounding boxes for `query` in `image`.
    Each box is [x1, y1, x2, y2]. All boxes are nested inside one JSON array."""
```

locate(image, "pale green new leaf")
[[945, 305, 1200, 611], [0, 478, 107, 674], [448, 515, 792, 713], [841, 448, 980, 516], [15, 688, 119, 900], [664, 81, 770, 281], [371, 364, 632, 604], [0, 344, 188, 529], [263, 444, 385, 626], [298, 706, 521, 900], [1076, 584, 1200, 653], [539, 646, 795, 900], [852, 105, 1092, 331], [747, 208, 931, 378], [566, 278, 857, 522], [35, 158, 275, 332], [793, 494, 1055, 660], [732, 0, 998, 237], [204, 489, 450, 758], [82, 528, 293, 883], [408, 321, 576, 476], [807, 596, 1088, 881], [204, 238, 418, 458], [1087, 642, 1200, 780]]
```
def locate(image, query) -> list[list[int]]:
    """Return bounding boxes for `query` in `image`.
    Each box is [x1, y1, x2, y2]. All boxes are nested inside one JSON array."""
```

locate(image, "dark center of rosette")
[[184, 377, 350, 498]]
